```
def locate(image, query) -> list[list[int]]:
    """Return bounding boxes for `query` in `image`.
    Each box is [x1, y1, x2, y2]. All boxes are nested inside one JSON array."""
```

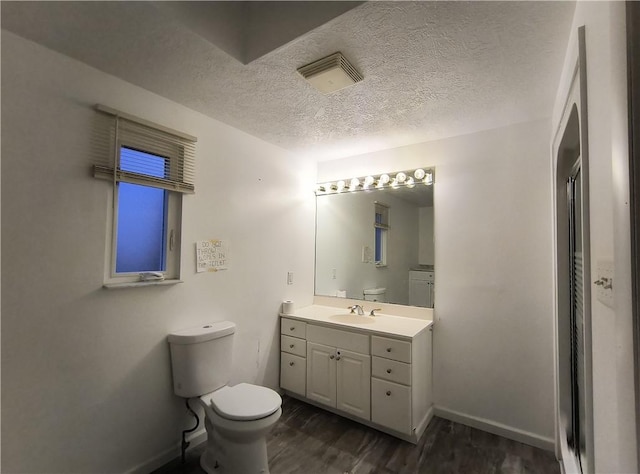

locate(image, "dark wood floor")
[[154, 396, 560, 474]]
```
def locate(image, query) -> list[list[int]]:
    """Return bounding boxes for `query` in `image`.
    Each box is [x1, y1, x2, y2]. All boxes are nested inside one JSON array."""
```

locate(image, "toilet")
[[168, 321, 282, 474], [363, 287, 387, 302]]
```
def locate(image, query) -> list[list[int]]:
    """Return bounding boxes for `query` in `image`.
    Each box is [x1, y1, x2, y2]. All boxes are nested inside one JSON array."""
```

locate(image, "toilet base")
[[200, 436, 269, 474], [199, 410, 280, 474]]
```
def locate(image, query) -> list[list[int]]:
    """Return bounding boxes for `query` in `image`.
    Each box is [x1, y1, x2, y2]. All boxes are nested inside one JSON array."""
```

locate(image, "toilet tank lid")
[[168, 321, 236, 344], [363, 287, 386, 295]]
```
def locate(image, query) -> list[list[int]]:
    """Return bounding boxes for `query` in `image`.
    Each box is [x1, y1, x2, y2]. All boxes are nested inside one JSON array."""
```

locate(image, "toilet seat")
[[209, 383, 281, 421]]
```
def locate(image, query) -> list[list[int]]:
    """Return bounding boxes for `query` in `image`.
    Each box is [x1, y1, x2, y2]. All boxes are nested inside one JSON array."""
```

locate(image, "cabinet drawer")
[[306, 324, 369, 354], [281, 318, 307, 339], [371, 335, 411, 363], [372, 356, 411, 386], [280, 352, 306, 396], [371, 378, 412, 435], [281, 335, 306, 357]]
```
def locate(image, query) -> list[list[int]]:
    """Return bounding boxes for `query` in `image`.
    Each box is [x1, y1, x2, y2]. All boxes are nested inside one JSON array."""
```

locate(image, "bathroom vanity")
[[279, 303, 433, 443]]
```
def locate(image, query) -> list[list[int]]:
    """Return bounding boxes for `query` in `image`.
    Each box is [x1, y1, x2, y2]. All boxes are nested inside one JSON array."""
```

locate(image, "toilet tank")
[[167, 321, 236, 398]]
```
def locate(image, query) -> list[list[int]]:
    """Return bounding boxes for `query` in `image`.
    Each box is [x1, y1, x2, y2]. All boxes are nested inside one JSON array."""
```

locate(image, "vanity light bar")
[[315, 168, 434, 195]]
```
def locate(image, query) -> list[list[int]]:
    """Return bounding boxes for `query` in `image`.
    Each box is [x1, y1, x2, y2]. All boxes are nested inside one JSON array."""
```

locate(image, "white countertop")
[[281, 304, 432, 339]]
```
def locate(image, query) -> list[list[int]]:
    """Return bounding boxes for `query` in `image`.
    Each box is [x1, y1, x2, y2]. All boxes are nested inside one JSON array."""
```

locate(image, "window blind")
[[92, 105, 196, 193]]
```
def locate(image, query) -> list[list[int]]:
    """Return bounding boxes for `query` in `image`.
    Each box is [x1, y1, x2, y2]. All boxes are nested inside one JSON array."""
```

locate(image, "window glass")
[[374, 204, 389, 266], [120, 146, 166, 177], [115, 147, 168, 273], [375, 213, 383, 262]]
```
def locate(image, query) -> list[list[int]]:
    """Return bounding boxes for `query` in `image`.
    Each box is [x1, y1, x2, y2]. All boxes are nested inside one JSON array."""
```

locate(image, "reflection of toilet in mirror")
[[363, 287, 386, 302], [168, 322, 282, 474]]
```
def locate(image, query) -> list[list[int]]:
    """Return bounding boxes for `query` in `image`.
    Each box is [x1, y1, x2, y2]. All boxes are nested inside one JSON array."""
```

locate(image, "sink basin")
[[328, 314, 376, 324]]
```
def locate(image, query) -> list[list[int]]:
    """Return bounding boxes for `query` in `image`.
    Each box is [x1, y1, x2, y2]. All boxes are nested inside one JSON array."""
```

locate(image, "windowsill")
[[375, 264, 387, 268], [103, 279, 184, 289]]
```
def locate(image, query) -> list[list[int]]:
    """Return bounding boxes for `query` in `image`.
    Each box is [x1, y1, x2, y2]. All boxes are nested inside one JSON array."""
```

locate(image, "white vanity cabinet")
[[370, 333, 430, 435], [306, 325, 371, 420], [279, 318, 307, 396], [279, 309, 432, 443]]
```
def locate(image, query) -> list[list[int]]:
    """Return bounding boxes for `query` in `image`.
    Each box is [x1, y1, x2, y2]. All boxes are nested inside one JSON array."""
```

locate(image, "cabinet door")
[[280, 352, 306, 396], [409, 278, 429, 307], [371, 378, 412, 435], [306, 342, 336, 407], [336, 349, 371, 420]]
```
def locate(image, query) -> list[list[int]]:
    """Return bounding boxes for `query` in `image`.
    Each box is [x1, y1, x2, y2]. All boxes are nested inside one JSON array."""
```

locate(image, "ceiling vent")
[[297, 52, 363, 94]]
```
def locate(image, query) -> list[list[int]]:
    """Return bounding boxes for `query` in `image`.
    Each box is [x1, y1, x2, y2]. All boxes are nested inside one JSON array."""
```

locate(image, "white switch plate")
[[287, 272, 294, 285], [595, 259, 614, 308]]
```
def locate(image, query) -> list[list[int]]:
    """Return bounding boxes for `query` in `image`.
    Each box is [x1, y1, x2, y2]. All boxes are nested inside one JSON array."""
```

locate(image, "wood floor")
[[154, 396, 560, 474]]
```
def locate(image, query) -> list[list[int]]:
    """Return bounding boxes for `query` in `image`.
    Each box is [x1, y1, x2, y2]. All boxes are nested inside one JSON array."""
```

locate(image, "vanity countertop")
[[280, 304, 432, 339]]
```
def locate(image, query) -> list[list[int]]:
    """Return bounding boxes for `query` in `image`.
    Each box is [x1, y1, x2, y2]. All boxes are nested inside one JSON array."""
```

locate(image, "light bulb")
[[396, 172, 407, 183], [349, 177, 360, 191], [379, 174, 390, 184], [336, 180, 346, 192], [364, 176, 375, 187], [414, 168, 426, 180]]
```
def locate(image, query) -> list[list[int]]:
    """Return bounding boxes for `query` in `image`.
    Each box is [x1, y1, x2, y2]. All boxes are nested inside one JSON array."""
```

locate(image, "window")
[[93, 105, 196, 285], [115, 148, 170, 274], [374, 202, 389, 266]]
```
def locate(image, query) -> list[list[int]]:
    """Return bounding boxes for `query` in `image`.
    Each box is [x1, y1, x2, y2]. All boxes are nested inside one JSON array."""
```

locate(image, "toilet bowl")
[[167, 322, 282, 474], [197, 383, 282, 473]]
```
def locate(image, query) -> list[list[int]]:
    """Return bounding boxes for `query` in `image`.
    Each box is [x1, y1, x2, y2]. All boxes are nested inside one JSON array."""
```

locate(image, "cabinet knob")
[[289, 361, 295, 366], [386, 369, 392, 374], [336, 356, 341, 361], [290, 327, 295, 331], [289, 344, 295, 348], [386, 391, 391, 396], [386, 348, 392, 352], [330, 355, 335, 359]]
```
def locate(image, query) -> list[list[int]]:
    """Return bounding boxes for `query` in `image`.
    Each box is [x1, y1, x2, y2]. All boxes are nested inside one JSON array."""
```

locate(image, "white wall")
[[318, 118, 556, 447], [1, 31, 316, 473], [551, 2, 637, 472]]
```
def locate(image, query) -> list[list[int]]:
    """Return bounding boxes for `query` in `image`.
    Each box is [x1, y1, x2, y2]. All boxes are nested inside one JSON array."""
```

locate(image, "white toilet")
[[168, 321, 282, 474], [363, 287, 387, 302]]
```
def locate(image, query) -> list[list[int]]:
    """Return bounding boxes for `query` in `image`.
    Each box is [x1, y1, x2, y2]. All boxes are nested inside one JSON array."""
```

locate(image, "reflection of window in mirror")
[[374, 202, 389, 267]]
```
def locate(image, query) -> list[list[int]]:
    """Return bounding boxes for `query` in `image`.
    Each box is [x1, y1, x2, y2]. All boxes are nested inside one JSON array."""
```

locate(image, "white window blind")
[[92, 105, 197, 193]]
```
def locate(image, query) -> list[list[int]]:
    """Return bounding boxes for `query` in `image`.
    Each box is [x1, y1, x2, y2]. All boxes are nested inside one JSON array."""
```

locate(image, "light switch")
[[594, 259, 614, 308], [287, 272, 294, 285]]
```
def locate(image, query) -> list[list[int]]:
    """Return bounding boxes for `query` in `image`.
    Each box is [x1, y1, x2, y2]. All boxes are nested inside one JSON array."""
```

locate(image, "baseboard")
[[433, 406, 556, 452], [414, 405, 435, 442], [124, 428, 207, 474]]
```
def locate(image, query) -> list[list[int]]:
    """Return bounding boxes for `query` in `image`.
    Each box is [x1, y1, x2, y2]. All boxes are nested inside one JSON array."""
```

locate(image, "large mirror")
[[315, 169, 435, 307]]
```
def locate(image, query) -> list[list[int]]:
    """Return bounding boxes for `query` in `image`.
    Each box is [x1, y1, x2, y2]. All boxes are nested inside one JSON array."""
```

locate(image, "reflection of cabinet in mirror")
[[409, 270, 434, 308]]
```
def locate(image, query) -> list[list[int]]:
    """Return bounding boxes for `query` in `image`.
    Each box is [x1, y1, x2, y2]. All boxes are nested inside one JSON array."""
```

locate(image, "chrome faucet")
[[348, 304, 365, 316]]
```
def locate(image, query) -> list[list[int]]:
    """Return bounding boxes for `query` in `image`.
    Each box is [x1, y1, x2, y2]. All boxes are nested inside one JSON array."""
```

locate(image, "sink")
[[328, 314, 376, 324]]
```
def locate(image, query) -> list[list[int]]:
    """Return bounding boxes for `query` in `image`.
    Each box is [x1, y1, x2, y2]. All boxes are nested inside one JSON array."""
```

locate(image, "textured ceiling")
[[1, 1, 575, 161]]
